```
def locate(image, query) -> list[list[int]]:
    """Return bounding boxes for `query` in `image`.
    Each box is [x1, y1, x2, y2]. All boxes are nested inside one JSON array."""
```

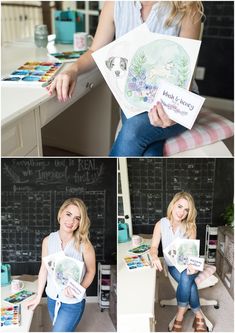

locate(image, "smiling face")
[[171, 198, 189, 223], [58, 204, 81, 234]]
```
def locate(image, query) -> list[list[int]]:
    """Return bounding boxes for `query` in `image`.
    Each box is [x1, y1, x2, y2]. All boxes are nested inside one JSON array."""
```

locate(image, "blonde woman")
[[26, 198, 96, 332], [150, 192, 207, 332], [48, 1, 204, 157]]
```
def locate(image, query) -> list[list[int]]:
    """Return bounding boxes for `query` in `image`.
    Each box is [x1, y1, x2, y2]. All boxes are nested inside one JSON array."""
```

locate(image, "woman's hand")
[[187, 264, 198, 275], [63, 286, 75, 298], [47, 68, 78, 103], [151, 255, 163, 271], [148, 102, 175, 128], [25, 295, 41, 311]]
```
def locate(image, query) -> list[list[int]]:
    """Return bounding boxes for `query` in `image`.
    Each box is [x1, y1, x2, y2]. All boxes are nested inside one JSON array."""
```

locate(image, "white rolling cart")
[[204, 225, 218, 264], [97, 262, 111, 311]]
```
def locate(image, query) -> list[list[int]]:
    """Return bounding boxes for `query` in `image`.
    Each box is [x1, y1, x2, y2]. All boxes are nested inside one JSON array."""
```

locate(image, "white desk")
[[1, 279, 38, 332], [1, 40, 118, 156], [117, 240, 157, 332]]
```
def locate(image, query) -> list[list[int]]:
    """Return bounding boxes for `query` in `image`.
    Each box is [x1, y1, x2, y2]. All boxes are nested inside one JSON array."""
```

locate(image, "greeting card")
[[153, 80, 205, 129]]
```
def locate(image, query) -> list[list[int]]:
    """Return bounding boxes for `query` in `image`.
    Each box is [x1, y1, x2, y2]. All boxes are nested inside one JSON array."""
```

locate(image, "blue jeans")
[[47, 296, 86, 332], [168, 266, 200, 313], [109, 111, 186, 156]]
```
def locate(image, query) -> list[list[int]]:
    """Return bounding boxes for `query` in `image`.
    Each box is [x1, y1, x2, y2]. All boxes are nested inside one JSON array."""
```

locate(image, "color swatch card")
[[1, 305, 21, 327], [1, 61, 63, 86], [152, 80, 205, 129], [4, 290, 35, 304]]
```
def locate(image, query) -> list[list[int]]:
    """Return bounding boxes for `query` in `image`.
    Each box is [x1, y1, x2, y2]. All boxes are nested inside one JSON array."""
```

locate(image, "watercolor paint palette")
[[1, 61, 63, 86], [123, 255, 150, 270], [1, 305, 21, 327], [4, 290, 35, 304], [49, 51, 85, 62]]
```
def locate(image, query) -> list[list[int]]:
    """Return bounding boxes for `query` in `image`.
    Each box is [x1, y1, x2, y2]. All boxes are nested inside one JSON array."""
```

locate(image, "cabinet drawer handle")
[[86, 82, 94, 89]]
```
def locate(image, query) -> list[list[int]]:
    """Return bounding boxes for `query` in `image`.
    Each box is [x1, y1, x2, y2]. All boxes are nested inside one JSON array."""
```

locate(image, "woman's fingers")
[[149, 102, 174, 128], [46, 72, 76, 102], [148, 106, 163, 127], [157, 102, 172, 128]]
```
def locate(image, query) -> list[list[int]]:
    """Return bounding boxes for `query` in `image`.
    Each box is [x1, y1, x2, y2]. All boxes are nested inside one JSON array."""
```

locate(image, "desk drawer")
[[2, 111, 37, 156], [39, 69, 103, 127]]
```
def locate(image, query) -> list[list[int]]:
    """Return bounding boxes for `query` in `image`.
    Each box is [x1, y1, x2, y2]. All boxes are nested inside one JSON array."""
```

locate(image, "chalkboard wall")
[[198, 1, 234, 99], [1, 158, 117, 296], [127, 158, 234, 254]]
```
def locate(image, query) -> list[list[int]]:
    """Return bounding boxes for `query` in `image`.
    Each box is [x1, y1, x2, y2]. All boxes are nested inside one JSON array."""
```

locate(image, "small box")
[[54, 10, 85, 44]]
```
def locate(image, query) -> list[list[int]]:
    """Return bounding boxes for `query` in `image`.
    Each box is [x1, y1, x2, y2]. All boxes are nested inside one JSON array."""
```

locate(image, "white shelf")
[[101, 285, 111, 291], [208, 245, 217, 249], [205, 225, 218, 264], [207, 258, 216, 263], [98, 262, 111, 310]]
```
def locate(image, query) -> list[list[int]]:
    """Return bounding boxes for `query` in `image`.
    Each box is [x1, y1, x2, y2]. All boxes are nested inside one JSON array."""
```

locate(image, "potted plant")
[[221, 204, 234, 227]]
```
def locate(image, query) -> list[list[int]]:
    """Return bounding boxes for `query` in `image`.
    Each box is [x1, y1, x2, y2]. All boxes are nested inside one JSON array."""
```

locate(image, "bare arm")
[[187, 227, 198, 274], [81, 241, 96, 289], [26, 237, 48, 310], [150, 221, 163, 271], [48, 1, 115, 102]]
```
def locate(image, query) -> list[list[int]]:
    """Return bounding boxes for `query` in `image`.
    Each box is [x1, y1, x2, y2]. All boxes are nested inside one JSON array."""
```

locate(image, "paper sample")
[[163, 238, 201, 272], [92, 23, 201, 119]]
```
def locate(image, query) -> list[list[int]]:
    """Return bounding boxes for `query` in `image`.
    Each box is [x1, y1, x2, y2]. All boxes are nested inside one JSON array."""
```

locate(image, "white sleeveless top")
[[114, 1, 199, 93], [160, 217, 187, 266], [45, 231, 86, 303]]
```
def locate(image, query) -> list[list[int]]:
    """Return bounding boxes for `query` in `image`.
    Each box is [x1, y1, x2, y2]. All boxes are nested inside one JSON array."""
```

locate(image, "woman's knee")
[[180, 269, 195, 285], [121, 116, 146, 142]]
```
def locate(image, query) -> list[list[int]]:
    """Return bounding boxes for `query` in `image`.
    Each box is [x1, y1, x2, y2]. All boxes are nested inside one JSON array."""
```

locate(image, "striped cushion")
[[164, 109, 234, 156], [195, 264, 216, 286]]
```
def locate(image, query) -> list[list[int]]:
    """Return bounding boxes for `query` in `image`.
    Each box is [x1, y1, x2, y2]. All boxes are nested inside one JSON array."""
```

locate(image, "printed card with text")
[[187, 256, 205, 271], [153, 80, 205, 129]]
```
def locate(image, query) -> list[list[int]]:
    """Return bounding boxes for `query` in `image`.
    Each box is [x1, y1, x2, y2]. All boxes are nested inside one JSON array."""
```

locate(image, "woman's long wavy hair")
[[57, 198, 91, 250], [167, 192, 197, 238], [162, 1, 204, 27]]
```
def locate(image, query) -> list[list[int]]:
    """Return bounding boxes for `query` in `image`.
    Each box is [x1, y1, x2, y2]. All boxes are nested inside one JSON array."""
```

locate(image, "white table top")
[[1, 39, 98, 126], [1, 279, 38, 332], [117, 239, 156, 318]]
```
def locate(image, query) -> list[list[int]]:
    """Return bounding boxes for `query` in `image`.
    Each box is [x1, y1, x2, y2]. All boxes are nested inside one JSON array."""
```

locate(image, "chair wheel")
[[214, 304, 219, 309]]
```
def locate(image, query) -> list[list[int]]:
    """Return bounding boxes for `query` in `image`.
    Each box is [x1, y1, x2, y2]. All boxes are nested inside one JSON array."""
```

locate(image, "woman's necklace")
[[59, 233, 73, 250], [170, 220, 180, 233]]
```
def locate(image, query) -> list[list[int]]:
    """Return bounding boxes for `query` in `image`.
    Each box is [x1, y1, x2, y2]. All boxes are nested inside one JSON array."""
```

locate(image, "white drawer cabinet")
[[39, 68, 103, 127], [1, 109, 41, 156]]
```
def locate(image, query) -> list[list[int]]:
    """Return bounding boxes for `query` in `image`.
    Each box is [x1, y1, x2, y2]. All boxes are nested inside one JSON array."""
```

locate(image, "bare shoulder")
[[102, 1, 115, 12], [41, 236, 49, 257], [99, 1, 114, 21], [83, 241, 95, 254], [154, 220, 161, 231]]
